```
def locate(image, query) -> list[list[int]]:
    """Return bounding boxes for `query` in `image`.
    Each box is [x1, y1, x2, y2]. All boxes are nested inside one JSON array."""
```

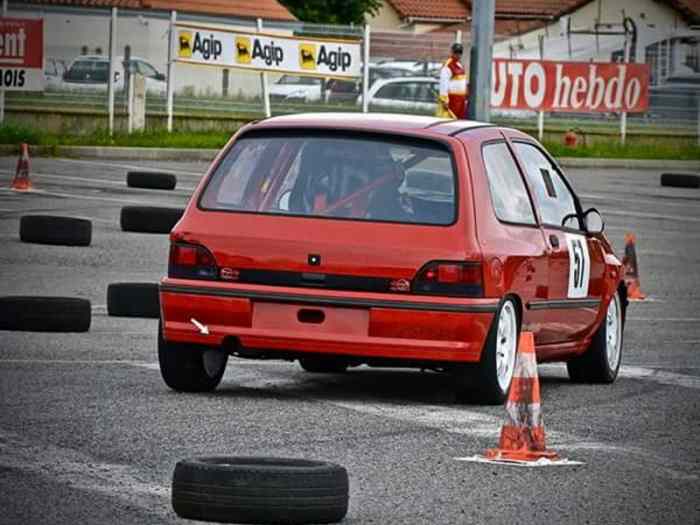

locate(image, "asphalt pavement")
[[0, 156, 698, 524]]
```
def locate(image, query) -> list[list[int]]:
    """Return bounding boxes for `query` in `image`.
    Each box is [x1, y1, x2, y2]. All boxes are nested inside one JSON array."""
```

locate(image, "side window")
[[513, 142, 580, 229], [375, 84, 401, 100], [482, 142, 536, 225]]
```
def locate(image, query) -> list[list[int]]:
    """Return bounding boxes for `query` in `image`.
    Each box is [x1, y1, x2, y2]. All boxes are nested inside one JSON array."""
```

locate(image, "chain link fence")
[[6, 4, 700, 144]]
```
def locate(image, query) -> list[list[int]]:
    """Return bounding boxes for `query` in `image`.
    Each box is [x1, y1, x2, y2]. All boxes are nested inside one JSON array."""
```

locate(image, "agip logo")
[[236, 36, 251, 64], [178, 31, 192, 58], [299, 44, 316, 70]]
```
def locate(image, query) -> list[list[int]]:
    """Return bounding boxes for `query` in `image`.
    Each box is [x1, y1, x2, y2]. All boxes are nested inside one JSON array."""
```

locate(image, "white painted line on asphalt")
[[602, 209, 700, 223], [628, 317, 700, 322], [0, 187, 184, 206], [0, 427, 171, 516], [51, 157, 204, 177], [539, 363, 700, 390]]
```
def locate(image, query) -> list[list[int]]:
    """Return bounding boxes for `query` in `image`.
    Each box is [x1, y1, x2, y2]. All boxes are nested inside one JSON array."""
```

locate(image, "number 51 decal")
[[566, 233, 590, 298]]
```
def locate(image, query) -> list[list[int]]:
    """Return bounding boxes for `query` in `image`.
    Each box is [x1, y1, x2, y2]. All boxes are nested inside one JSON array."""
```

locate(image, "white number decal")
[[566, 233, 590, 298]]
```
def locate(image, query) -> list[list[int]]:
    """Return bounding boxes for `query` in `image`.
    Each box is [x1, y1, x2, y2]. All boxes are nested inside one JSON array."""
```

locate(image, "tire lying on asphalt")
[[172, 457, 349, 525], [20, 215, 92, 246], [120, 206, 183, 234], [107, 283, 160, 318], [126, 171, 177, 190], [0, 296, 91, 332], [660, 173, 700, 189]]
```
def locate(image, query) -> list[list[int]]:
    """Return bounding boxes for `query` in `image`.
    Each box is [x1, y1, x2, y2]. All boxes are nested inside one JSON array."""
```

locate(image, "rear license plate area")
[[252, 302, 368, 336]]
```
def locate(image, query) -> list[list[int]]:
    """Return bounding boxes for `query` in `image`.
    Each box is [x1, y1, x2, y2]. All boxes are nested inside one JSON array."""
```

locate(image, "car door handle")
[[549, 234, 560, 248]]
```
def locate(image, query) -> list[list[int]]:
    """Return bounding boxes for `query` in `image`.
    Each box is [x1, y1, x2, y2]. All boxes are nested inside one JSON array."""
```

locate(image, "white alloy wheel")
[[203, 349, 227, 378], [605, 293, 622, 372], [496, 301, 518, 392]]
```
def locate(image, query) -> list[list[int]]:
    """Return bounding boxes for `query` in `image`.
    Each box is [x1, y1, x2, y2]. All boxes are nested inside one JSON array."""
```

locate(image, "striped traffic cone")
[[11, 143, 32, 191], [622, 233, 645, 301], [485, 332, 559, 462]]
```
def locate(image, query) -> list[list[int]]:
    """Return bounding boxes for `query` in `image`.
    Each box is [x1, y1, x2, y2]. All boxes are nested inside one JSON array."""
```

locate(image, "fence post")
[[166, 10, 176, 132], [362, 24, 370, 113], [620, 33, 630, 145], [107, 7, 117, 135], [257, 18, 271, 118], [0, 0, 7, 124]]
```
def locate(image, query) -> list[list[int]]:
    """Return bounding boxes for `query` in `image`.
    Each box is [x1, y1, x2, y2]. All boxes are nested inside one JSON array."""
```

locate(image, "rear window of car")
[[199, 132, 456, 225]]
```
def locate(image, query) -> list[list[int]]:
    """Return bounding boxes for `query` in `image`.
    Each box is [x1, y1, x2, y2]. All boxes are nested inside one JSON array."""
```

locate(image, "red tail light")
[[413, 261, 483, 297], [169, 242, 218, 280]]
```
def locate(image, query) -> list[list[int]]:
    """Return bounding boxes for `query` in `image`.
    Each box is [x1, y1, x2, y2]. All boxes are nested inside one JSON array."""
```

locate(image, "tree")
[[280, 0, 382, 25]]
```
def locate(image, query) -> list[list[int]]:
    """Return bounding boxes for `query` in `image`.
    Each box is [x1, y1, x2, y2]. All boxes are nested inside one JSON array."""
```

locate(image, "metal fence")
[[6, 3, 700, 144]]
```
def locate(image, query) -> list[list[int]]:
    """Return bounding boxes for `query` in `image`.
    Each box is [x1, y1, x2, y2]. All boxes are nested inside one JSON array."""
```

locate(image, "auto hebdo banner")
[[0, 18, 44, 91], [491, 59, 650, 113], [175, 24, 362, 79]]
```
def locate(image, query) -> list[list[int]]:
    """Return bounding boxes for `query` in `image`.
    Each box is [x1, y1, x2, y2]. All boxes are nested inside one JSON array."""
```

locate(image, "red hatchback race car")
[[158, 113, 627, 404]]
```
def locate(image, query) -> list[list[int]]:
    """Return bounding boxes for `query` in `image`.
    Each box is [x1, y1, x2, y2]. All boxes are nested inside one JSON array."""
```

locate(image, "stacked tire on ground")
[[126, 171, 177, 190], [120, 206, 184, 234], [172, 457, 349, 524], [660, 173, 700, 188], [20, 215, 92, 246], [107, 283, 160, 318]]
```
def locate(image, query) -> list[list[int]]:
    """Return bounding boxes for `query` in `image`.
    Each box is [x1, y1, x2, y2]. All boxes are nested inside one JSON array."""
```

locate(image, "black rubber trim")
[[526, 298, 600, 310], [160, 283, 499, 313]]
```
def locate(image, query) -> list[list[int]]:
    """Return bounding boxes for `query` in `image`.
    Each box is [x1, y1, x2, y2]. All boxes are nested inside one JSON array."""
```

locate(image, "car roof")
[[252, 112, 493, 135]]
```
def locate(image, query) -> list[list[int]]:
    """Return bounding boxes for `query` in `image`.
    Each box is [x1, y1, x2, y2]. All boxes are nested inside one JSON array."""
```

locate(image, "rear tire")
[[172, 457, 349, 524], [158, 322, 227, 392], [452, 297, 519, 405], [567, 291, 624, 383], [299, 357, 348, 374]]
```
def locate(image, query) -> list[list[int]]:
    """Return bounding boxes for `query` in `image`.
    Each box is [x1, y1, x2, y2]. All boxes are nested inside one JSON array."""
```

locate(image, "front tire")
[[453, 297, 519, 405], [158, 323, 228, 392], [567, 291, 624, 383]]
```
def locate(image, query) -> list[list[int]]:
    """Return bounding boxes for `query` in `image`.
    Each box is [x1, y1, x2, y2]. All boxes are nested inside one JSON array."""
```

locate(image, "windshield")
[[200, 133, 456, 225]]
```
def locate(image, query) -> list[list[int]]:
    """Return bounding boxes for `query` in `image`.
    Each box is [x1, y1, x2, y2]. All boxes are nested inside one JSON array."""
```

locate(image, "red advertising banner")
[[491, 59, 650, 113], [0, 18, 44, 90]]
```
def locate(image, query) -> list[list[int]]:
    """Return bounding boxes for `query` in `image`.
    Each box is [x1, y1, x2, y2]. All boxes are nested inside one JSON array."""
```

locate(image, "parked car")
[[269, 75, 323, 103], [648, 74, 700, 121], [363, 76, 440, 114], [44, 57, 67, 90], [158, 113, 626, 404], [62, 55, 166, 94], [326, 66, 415, 105]]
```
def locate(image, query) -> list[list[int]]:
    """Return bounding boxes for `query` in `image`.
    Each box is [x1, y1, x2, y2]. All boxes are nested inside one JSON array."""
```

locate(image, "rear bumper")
[[160, 279, 498, 363]]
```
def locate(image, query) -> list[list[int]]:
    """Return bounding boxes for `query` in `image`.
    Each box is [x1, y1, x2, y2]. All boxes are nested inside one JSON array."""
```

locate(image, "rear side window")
[[513, 142, 580, 229], [200, 133, 457, 225], [482, 142, 536, 225]]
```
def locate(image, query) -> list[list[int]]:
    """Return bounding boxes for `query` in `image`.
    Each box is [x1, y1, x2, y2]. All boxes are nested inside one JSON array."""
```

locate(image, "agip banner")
[[175, 24, 362, 79], [0, 18, 44, 91], [491, 59, 650, 113]]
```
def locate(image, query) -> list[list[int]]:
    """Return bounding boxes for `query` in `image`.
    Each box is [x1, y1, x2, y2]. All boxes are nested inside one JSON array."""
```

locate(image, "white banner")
[[174, 24, 362, 79], [0, 67, 44, 91]]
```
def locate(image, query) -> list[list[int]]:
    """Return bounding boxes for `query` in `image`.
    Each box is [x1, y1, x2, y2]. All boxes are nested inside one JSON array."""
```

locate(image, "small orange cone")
[[622, 233, 645, 301], [11, 143, 32, 191], [485, 332, 559, 462]]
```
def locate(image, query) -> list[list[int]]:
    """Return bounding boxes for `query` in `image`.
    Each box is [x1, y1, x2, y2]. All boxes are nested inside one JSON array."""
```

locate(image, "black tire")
[[299, 356, 348, 374], [452, 297, 519, 405], [126, 171, 177, 190], [19, 215, 92, 246], [567, 291, 624, 383], [158, 322, 227, 392], [107, 283, 159, 318], [0, 296, 90, 332], [120, 206, 183, 234], [172, 457, 349, 524], [660, 173, 700, 189]]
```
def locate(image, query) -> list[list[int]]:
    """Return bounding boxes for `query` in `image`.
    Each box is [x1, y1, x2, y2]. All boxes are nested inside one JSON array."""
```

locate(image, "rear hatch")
[[171, 129, 480, 296]]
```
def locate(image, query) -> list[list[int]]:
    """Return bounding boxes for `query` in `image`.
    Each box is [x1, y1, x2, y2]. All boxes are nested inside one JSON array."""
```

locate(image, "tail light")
[[413, 261, 483, 297], [169, 242, 218, 280]]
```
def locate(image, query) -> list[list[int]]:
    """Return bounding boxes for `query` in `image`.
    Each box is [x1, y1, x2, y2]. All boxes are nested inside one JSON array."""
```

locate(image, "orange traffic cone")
[[11, 143, 32, 191], [622, 233, 645, 301], [485, 332, 559, 462]]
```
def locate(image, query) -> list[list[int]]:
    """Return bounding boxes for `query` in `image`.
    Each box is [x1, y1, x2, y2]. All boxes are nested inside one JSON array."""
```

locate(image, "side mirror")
[[584, 207, 604, 234], [155, 72, 166, 81]]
